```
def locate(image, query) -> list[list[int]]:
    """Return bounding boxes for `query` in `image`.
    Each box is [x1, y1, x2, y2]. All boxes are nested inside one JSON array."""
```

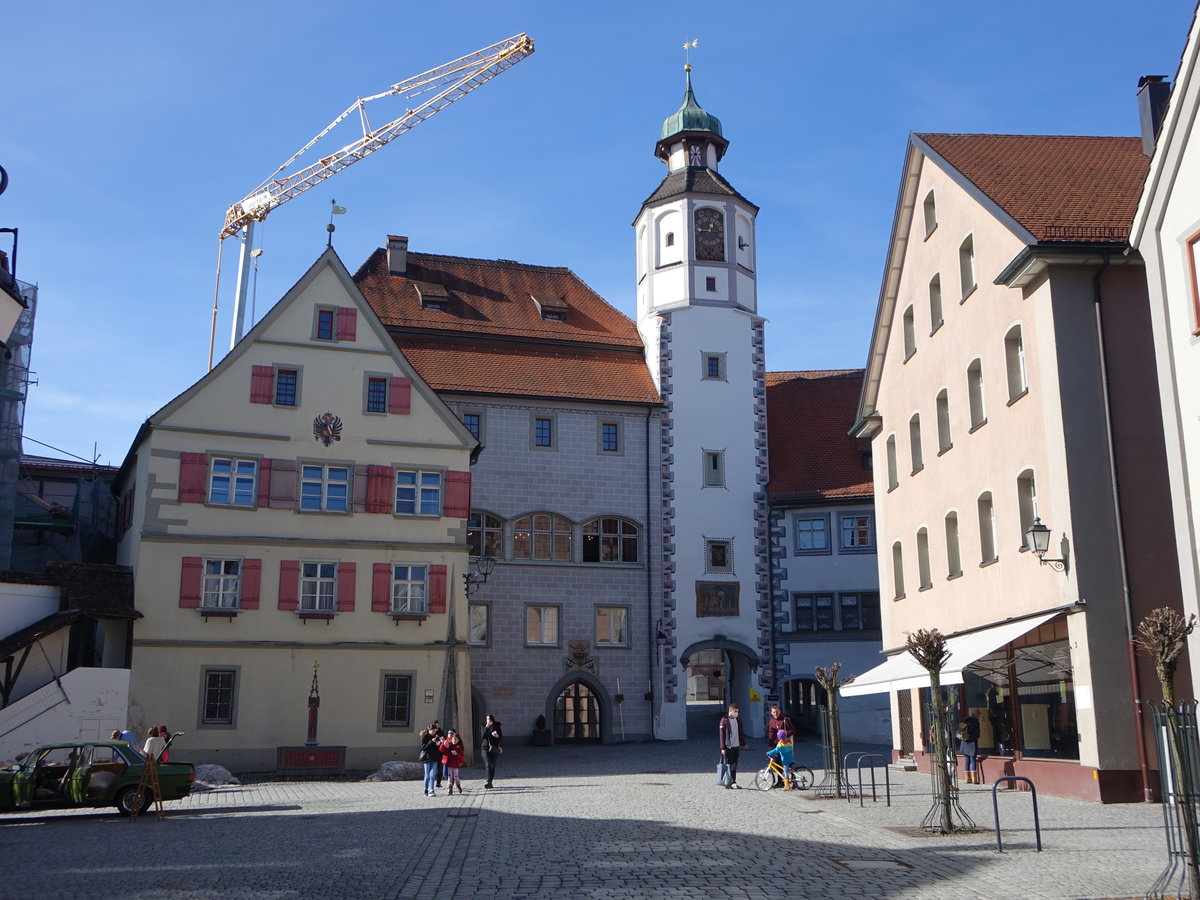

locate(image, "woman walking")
[[419, 727, 441, 796], [480, 714, 503, 789]]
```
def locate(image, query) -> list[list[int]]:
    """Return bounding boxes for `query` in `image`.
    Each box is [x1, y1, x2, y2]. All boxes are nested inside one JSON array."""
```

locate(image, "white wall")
[[0, 667, 130, 764]]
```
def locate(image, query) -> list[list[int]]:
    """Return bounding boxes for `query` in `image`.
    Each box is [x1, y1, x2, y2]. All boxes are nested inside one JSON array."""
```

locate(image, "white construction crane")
[[209, 33, 535, 369]]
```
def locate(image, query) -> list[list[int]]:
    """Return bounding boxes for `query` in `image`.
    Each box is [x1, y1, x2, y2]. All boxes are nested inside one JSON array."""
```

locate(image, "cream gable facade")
[[115, 248, 477, 771], [1133, 9, 1200, 695], [852, 134, 1182, 801]]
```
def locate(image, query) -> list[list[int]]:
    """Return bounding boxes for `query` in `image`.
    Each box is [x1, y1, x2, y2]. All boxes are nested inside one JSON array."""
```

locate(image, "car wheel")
[[114, 785, 151, 815]]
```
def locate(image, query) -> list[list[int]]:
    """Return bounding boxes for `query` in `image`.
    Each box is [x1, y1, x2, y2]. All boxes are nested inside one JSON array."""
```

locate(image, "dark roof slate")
[[640, 167, 758, 211]]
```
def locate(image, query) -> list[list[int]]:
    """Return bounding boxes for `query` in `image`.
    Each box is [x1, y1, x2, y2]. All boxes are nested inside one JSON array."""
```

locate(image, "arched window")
[[959, 234, 976, 299], [1016, 469, 1037, 547], [936, 389, 952, 452], [513, 514, 572, 561], [467, 511, 503, 558], [929, 274, 943, 332], [917, 527, 932, 589], [977, 492, 996, 564], [967, 359, 986, 429], [923, 190, 938, 237], [886, 435, 898, 490], [665, 232, 675, 247], [582, 517, 639, 563], [1005, 325, 1027, 401], [945, 511, 962, 578], [903, 306, 916, 358], [892, 541, 905, 599], [909, 413, 923, 473]]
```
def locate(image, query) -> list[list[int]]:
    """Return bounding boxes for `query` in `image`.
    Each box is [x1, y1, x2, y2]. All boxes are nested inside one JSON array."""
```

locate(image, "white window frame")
[[391, 564, 428, 614], [526, 605, 560, 646], [395, 470, 443, 517], [209, 457, 257, 507], [595, 606, 630, 646], [300, 561, 337, 612], [201, 558, 241, 609], [300, 464, 350, 513]]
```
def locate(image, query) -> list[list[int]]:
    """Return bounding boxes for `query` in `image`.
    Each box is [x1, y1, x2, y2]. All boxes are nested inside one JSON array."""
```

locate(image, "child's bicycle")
[[753, 756, 816, 791]]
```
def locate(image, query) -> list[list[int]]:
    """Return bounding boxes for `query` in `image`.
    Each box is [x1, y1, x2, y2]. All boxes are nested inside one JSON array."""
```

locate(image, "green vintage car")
[[0, 740, 195, 815]]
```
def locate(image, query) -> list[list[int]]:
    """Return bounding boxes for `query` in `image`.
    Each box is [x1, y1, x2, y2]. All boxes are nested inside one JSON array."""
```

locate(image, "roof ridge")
[[917, 132, 1139, 141]]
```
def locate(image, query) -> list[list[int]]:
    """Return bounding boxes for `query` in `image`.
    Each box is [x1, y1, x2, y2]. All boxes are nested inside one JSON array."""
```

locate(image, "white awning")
[[840, 612, 1060, 697]]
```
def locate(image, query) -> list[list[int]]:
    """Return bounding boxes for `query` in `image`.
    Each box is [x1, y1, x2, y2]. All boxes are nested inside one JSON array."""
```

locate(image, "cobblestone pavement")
[[0, 704, 1176, 899]]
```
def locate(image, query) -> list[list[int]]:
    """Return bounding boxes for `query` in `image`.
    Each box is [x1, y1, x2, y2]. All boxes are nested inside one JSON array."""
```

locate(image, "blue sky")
[[2, 1, 1196, 467]]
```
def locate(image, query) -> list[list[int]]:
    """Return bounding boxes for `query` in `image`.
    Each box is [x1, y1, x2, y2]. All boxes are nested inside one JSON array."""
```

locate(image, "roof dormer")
[[415, 282, 450, 311], [531, 293, 568, 322]]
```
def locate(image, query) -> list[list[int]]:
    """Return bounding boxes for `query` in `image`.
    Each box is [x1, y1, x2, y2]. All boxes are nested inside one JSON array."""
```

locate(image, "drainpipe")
[[646, 405, 657, 740], [1092, 253, 1153, 801]]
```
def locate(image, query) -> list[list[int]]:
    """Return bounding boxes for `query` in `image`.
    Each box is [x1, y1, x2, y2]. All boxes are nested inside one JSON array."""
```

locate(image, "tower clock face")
[[694, 208, 725, 261]]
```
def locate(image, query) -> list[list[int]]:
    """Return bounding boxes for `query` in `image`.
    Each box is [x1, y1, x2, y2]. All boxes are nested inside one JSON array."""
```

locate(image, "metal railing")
[[843, 752, 891, 807]]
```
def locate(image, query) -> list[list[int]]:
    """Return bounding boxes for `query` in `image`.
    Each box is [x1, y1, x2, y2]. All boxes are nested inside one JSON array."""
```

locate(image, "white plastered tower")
[[635, 67, 770, 740]]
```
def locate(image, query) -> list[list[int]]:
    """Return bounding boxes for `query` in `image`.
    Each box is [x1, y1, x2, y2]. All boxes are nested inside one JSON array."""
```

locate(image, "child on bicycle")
[[766, 729, 796, 790]]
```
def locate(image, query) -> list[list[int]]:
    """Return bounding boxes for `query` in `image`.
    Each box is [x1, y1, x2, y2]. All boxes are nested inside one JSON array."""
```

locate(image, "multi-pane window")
[[469, 604, 489, 645], [839, 593, 881, 631], [467, 512, 503, 558], [534, 417, 554, 447], [601, 422, 620, 452], [202, 669, 237, 726], [209, 457, 257, 506], [202, 559, 240, 608], [300, 562, 336, 611], [513, 514, 572, 560], [1005, 325, 1027, 401], [366, 377, 388, 413], [380, 673, 412, 728], [794, 594, 834, 631], [275, 369, 299, 406], [462, 413, 481, 441], [392, 565, 427, 613], [526, 605, 559, 645], [841, 513, 874, 551], [794, 515, 830, 553], [315, 308, 336, 341], [705, 539, 732, 573], [395, 470, 442, 516], [582, 517, 639, 563], [300, 465, 349, 512], [702, 353, 726, 380], [596, 606, 629, 645]]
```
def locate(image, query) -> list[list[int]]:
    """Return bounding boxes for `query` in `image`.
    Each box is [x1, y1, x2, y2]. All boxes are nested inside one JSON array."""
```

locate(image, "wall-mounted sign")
[[696, 581, 740, 617]]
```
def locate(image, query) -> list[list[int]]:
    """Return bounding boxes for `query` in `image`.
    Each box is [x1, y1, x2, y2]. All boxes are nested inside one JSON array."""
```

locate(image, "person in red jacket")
[[439, 730, 466, 795], [766, 705, 795, 748]]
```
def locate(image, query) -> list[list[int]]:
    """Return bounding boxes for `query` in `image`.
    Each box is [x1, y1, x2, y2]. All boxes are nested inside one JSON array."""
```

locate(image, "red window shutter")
[[241, 559, 262, 610], [337, 562, 356, 612], [389, 377, 411, 414], [179, 557, 202, 609], [372, 563, 392, 612], [366, 465, 392, 514], [269, 459, 297, 509], [443, 470, 472, 519], [257, 458, 272, 508], [178, 453, 208, 504], [278, 560, 300, 611], [352, 464, 369, 513], [337, 307, 357, 341], [429, 565, 447, 614], [250, 365, 275, 404]]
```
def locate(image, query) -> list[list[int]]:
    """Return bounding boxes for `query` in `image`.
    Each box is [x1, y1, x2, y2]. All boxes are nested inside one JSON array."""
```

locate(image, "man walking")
[[767, 704, 795, 748], [718, 703, 750, 789]]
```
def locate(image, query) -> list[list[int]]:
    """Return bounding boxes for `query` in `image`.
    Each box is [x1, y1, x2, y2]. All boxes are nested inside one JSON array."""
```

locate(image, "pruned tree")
[[1137, 607, 1198, 899], [816, 662, 854, 798], [906, 628, 967, 833]]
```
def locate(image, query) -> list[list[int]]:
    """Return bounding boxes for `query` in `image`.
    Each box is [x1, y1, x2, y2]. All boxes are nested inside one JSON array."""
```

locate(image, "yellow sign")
[[749, 689, 761, 703]]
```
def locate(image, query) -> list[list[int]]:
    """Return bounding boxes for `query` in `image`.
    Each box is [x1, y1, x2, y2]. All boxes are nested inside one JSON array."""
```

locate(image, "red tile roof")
[[918, 134, 1150, 242], [355, 247, 660, 405], [392, 335, 660, 404], [354, 249, 644, 348], [766, 370, 873, 502]]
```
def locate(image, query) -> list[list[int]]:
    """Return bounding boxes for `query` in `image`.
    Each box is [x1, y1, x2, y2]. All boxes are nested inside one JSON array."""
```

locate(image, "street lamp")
[[463, 554, 495, 597], [1024, 517, 1067, 573]]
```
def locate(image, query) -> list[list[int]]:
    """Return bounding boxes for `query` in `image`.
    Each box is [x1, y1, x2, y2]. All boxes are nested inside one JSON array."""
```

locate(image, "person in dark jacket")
[[718, 703, 750, 789], [766, 705, 795, 748], [480, 714, 503, 789], [419, 727, 441, 796], [959, 715, 982, 783]]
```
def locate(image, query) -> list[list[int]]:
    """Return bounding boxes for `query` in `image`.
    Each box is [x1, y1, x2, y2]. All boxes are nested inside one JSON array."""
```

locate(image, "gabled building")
[[765, 370, 886, 743], [1132, 7, 1200, 695], [849, 132, 1184, 801], [354, 239, 664, 743], [115, 248, 478, 771]]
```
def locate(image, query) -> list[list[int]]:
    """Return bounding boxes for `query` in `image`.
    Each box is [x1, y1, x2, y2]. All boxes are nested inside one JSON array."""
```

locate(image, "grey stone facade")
[[445, 398, 663, 744]]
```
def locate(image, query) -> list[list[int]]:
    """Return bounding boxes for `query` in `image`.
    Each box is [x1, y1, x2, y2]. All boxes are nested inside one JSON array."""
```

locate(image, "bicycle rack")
[[991, 776, 1042, 853], [843, 752, 891, 807]]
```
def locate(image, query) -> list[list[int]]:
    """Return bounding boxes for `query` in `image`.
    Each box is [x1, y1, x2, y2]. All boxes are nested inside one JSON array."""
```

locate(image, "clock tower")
[[635, 67, 769, 741]]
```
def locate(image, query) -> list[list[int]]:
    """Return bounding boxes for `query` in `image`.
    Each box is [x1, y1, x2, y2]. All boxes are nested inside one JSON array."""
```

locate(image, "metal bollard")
[[991, 776, 1042, 852]]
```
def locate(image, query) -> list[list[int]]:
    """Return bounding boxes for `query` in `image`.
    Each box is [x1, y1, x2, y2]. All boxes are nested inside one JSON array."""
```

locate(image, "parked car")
[[0, 740, 195, 814]]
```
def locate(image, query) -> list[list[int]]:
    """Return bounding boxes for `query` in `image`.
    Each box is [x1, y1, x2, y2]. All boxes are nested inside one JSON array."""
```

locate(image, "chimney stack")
[[1137, 75, 1171, 157], [387, 235, 409, 276]]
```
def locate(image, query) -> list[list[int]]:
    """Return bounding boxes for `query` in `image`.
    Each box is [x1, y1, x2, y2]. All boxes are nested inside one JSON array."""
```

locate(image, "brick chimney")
[[387, 235, 409, 276], [1137, 75, 1171, 157]]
